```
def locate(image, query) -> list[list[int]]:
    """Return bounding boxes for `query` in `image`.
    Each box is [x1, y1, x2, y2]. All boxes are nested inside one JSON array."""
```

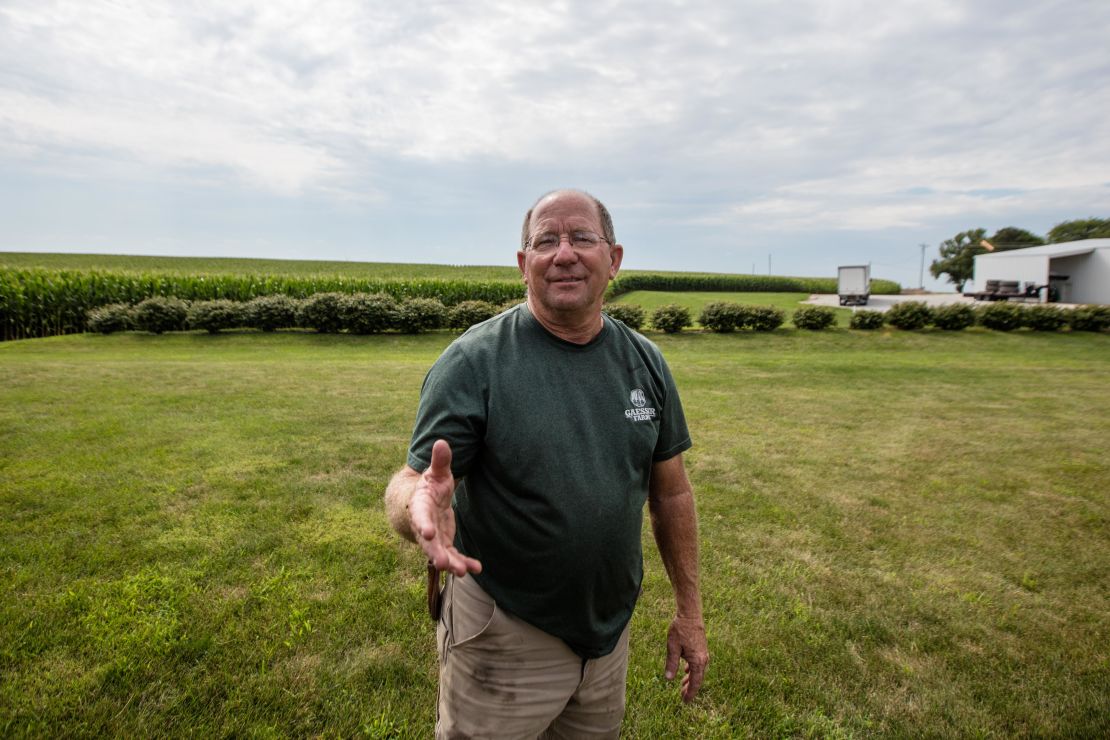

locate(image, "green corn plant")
[[1, 267, 526, 340]]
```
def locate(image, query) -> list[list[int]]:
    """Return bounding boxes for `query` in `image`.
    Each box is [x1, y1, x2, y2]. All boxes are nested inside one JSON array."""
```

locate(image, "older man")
[[385, 189, 708, 738]]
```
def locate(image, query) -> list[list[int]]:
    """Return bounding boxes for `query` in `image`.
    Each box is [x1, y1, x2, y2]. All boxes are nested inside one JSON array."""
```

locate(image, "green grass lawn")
[[610, 290, 854, 326], [2, 330, 1108, 737]]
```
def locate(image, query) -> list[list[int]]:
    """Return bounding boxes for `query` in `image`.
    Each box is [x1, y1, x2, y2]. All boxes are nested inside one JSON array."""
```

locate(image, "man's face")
[[517, 191, 623, 320]]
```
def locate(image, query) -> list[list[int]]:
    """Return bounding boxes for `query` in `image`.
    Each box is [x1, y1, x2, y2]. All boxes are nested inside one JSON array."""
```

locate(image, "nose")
[[551, 235, 579, 264]]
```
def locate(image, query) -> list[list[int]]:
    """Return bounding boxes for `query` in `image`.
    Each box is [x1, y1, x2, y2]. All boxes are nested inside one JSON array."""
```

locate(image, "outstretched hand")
[[409, 439, 482, 577], [665, 615, 709, 703]]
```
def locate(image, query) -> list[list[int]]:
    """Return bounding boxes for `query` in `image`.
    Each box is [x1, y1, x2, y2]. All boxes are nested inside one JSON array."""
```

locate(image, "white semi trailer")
[[837, 265, 871, 306]]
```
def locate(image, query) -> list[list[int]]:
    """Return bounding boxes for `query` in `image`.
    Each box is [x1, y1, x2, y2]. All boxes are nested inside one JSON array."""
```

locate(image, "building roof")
[[977, 238, 1110, 260]]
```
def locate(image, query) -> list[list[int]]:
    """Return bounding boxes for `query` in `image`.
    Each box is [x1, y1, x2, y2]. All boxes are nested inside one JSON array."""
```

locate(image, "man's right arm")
[[384, 439, 482, 577]]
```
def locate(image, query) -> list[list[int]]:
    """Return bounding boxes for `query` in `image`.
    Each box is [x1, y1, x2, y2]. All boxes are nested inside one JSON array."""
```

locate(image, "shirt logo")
[[625, 388, 657, 422]]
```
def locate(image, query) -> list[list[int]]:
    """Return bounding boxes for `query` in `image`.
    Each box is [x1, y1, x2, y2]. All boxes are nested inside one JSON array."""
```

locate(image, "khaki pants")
[[436, 574, 630, 739]]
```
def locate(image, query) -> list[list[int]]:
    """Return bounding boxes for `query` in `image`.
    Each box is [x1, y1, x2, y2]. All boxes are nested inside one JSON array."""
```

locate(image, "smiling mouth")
[[551, 276, 584, 283]]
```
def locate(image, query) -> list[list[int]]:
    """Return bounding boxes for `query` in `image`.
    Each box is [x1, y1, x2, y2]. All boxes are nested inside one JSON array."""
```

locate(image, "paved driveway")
[[803, 293, 977, 313]]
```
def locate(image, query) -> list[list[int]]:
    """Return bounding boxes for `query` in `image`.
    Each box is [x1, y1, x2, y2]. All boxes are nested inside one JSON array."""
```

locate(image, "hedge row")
[[7, 264, 1103, 341], [630, 300, 1110, 334], [3, 265, 904, 341], [607, 273, 902, 298], [86, 295, 513, 335], [849, 302, 1110, 332], [0, 268, 525, 340], [82, 297, 1110, 336], [634, 302, 788, 333]]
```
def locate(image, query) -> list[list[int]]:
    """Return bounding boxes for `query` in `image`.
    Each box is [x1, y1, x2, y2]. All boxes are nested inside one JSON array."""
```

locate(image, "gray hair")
[[520, 190, 616, 250]]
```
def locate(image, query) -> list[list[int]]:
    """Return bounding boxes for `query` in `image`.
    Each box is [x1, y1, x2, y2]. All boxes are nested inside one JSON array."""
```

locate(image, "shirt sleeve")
[[652, 353, 693, 462], [406, 342, 487, 477]]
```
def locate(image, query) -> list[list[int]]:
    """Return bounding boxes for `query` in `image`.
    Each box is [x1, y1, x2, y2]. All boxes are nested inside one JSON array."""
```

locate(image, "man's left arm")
[[648, 452, 709, 703]]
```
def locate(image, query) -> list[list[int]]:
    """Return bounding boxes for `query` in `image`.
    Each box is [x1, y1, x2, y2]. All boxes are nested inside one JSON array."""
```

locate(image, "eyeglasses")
[[526, 231, 611, 253]]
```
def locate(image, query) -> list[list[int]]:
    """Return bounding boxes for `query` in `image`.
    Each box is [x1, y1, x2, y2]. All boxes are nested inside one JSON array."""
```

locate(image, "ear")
[[517, 249, 529, 283], [608, 243, 624, 279]]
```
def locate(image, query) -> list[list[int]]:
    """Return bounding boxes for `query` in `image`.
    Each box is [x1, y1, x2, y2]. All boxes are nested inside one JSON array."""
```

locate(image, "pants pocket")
[[444, 575, 498, 654]]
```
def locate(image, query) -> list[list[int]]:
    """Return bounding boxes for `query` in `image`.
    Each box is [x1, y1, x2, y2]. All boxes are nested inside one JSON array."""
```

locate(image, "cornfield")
[[0, 268, 525, 341], [1, 263, 903, 341]]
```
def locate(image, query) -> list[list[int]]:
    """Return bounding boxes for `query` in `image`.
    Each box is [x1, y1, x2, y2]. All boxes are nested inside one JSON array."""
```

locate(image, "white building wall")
[[970, 254, 1048, 293], [1052, 250, 1110, 304], [970, 241, 1110, 303]]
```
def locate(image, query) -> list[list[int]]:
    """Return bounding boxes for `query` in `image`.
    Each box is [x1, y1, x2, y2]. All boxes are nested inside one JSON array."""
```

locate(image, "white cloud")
[[0, 0, 1107, 268], [0, 88, 341, 193]]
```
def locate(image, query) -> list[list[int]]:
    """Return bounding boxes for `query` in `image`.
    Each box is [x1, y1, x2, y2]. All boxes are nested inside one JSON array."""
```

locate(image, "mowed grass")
[[611, 290, 854, 326], [1, 330, 1108, 737]]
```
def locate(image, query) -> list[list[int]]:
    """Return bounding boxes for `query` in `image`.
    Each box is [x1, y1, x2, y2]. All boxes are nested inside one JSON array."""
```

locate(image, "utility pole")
[[768, 254, 772, 275], [919, 243, 927, 290]]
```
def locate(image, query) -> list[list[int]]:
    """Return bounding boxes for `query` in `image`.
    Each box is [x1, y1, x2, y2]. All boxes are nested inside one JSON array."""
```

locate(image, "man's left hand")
[[664, 615, 709, 703]]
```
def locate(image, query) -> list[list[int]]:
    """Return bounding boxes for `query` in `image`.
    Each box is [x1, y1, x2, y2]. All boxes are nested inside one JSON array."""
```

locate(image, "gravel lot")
[[805, 293, 980, 313]]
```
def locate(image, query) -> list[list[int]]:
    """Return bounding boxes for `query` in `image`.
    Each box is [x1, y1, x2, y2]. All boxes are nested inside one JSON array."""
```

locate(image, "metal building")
[[970, 239, 1110, 304]]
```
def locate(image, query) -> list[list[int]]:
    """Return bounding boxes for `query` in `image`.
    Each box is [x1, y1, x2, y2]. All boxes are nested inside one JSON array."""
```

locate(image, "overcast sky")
[[2, 0, 1107, 290]]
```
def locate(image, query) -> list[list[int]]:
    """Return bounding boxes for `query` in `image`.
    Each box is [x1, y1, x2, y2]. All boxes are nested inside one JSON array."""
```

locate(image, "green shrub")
[[651, 304, 691, 333], [341, 292, 399, 334], [396, 298, 447, 334], [86, 303, 135, 334], [977, 302, 1025, 332], [792, 305, 836, 330], [932, 303, 976, 331], [885, 301, 934, 331], [448, 300, 499, 330], [1023, 304, 1068, 332], [849, 310, 885, 330], [1068, 305, 1110, 332], [698, 301, 744, 332], [0, 266, 525, 340], [603, 303, 646, 330], [298, 292, 345, 333], [245, 294, 298, 332], [133, 296, 189, 334], [187, 300, 245, 334], [745, 305, 787, 332], [498, 299, 525, 314]]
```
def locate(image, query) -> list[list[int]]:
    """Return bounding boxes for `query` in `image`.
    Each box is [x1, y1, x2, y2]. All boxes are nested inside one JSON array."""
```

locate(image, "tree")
[[930, 228, 986, 292], [930, 227, 1044, 291], [988, 226, 1044, 248], [1047, 217, 1110, 243]]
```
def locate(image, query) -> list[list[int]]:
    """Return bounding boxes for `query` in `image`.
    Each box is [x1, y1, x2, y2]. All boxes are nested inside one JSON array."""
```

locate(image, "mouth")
[[549, 275, 585, 284]]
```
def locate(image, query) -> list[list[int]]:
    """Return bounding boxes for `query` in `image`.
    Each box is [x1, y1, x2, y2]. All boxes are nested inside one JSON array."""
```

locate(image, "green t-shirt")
[[407, 303, 691, 658]]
